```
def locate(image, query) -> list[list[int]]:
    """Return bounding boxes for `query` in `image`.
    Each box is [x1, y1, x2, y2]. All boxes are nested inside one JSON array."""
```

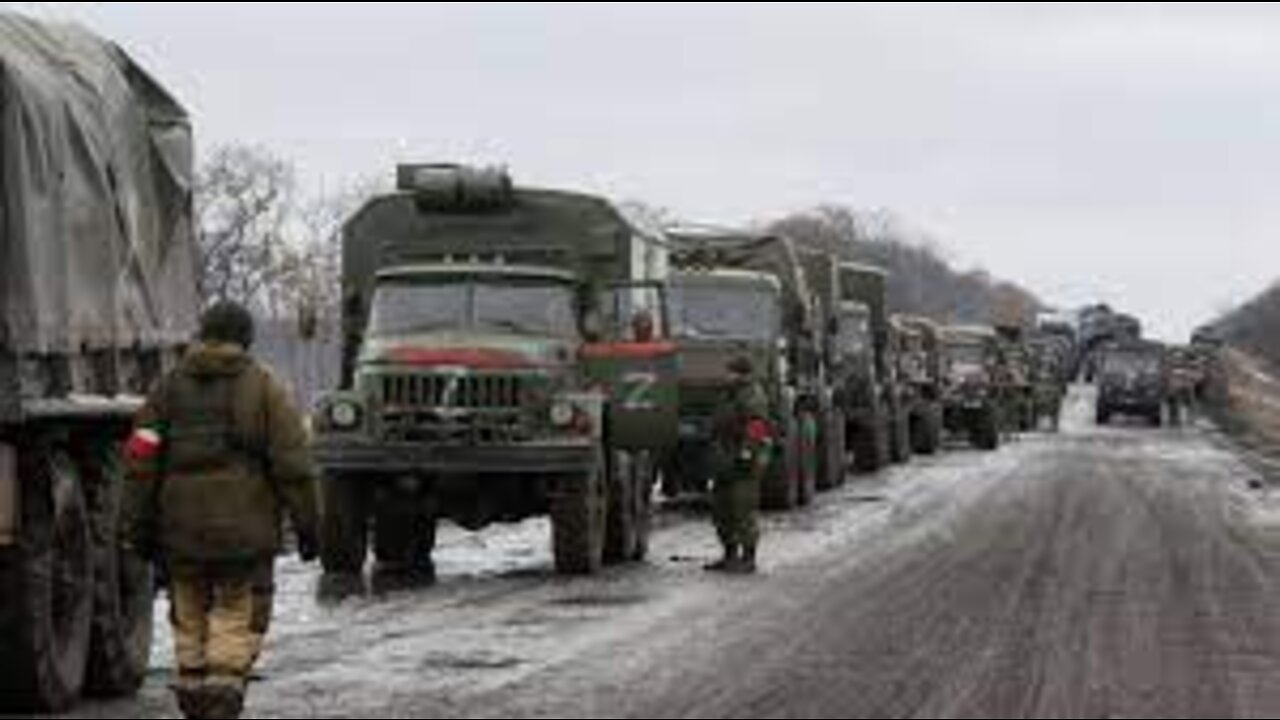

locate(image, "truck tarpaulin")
[[0, 13, 197, 355]]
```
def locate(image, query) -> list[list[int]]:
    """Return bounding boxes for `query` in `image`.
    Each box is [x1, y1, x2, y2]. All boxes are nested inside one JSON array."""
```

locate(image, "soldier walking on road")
[[124, 302, 320, 720], [707, 357, 772, 575]]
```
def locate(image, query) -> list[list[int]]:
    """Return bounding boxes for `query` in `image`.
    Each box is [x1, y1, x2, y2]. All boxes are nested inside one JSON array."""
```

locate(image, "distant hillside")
[[769, 206, 1042, 326], [1212, 281, 1280, 369]]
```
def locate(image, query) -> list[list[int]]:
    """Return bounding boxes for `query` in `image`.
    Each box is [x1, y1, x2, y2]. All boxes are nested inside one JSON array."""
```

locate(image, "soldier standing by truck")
[[125, 303, 321, 720], [708, 358, 772, 575]]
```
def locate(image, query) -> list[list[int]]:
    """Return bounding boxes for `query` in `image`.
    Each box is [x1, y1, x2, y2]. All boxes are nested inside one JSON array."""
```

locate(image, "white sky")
[[15, 2, 1280, 340]]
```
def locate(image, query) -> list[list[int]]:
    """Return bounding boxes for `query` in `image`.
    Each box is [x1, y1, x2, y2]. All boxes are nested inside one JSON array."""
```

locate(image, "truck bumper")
[[313, 439, 597, 477], [0, 443, 16, 547]]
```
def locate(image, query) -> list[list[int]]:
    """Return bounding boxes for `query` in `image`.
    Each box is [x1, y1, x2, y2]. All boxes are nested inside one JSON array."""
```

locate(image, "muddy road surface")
[[43, 389, 1280, 719]]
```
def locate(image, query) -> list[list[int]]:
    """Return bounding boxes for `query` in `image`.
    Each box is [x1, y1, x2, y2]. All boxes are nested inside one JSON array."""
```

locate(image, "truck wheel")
[[631, 452, 656, 563], [551, 454, 607, 576], [763, 415, 802, 511], [798, 411, 819, 507], [852, 415, 887, 474], [973, 408, 1001, 451], [915, 405, 943, 456], [0, 447, 93, 714], [373, 491, 436, 578], [820, 410, 848, 491], [1150, 408, 1165, 428], [605, 451, 639, 566], [82, 442, 153, 699], [1096, 406, 1111, 426], [321, 473, 370, 577], [891, 410, 912, 465]]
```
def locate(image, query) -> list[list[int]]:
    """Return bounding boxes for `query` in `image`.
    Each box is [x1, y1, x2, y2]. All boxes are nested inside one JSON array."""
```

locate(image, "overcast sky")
[[17, 2, 1280, 340]]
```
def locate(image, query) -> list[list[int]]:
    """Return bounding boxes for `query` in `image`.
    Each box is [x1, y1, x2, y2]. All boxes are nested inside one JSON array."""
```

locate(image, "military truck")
[[995, 325, 1038, 433], [893, 316, 945, 455], [840, 264, 911, 467], [313, 166, 678, 577], [664, 229, 826, 510], [1028, 335, 1071, 432], [0, 14, 197, 712], [940, 326, 1003, 450], [1096, 341, 1167, 427]]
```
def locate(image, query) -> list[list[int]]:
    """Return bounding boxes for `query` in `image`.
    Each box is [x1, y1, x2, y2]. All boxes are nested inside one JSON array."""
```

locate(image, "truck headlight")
[[329, 401, 363, 431], [550, 401, 577, 428]]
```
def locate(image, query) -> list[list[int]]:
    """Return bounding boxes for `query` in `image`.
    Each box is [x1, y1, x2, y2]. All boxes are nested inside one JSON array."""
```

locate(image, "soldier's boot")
[[202, 684, 246, 720], [705, 545, 740, 573], [732, 544, 759, 575], [175, 686, 209, 720]]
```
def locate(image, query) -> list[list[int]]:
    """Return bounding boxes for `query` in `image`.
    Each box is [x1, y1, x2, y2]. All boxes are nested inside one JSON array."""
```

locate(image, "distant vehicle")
[[940, 326, 1004, 451], [1096, 342, 1168, 427]]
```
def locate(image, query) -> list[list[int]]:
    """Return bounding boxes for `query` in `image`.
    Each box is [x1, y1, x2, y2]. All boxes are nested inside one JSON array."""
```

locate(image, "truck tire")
[[373, 491, 437, 577], [819, 410, 848, 491], [321, 473, 370, 577], [798, 411, 819, 508], [1096, 405, 1111, 426], [890, 409, 912, 465], [914, 405, 943, 456], [605, 450, 639, 566], [551, 454, 607, 576], [763, 415, 802, 511], [1150, 408, 1165, 428], [973, 407, 1001, 451], [82, 442, 153, 699], [852, 415, 887, 474], [0, 447, 93, 714], [631, 452, 656, 563]]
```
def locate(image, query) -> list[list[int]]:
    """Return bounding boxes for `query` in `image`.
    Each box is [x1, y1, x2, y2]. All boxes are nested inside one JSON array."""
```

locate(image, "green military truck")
[[840, 264, 911, 468], [1029, 335, 1071, 432], [313, 166, 678, 577], [894, 316, 945, 455], [664, 230, 827, 510], [1096, 340, 1167, 427], [995, 325, 1038, 434], [0, 14, 197, 712], [940, 326, 1004, 451]]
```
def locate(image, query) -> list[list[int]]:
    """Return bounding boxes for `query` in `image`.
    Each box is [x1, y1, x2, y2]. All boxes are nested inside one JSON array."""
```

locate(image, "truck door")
[[582, 282, 679, 451]]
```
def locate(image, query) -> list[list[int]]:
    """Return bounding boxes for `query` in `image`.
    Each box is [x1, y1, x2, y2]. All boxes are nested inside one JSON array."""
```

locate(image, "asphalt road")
[[54, 388, 1280, 719]]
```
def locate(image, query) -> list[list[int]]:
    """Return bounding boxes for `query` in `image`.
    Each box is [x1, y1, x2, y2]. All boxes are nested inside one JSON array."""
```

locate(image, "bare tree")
[[195, 145, 297, 310]]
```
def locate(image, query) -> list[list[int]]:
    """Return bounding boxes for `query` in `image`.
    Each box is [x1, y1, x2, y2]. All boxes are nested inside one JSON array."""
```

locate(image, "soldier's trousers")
[[713, 461, 763, 551], [169, 561, 275, 701]]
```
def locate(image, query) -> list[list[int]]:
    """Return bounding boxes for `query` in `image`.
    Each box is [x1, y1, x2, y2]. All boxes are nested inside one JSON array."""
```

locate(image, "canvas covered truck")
[[894, 316, 945, 455], [0, 14, 198, 713], [840, 264, 910, 468], [313, 165, 678, 577], [664, 229, 827, 510], [940, 326, 1004, 451]]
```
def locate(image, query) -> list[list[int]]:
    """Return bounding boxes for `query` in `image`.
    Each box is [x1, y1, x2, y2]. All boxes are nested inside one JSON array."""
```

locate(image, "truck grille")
[[380, 374, 524, 410]]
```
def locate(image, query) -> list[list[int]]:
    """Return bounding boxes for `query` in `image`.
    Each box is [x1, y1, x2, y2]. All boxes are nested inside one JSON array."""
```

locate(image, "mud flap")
[[0, 444, 15, 547]]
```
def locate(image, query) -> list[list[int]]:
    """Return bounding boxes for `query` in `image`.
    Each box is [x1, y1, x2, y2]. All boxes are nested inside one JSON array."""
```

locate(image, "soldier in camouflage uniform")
[[708, 357, 772, 575], [124, 303, 320, 720]]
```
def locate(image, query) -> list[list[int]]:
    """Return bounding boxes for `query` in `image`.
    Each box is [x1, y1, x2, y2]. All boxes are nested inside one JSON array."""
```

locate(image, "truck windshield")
[[369, 278, 578, 338], [1104, 353, 1161, 376], [945, 343, 986, 369], [670, 284, 781, 341]]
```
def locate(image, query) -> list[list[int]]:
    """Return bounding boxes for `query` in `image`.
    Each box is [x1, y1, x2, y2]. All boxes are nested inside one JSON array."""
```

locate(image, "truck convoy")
[[312, 165, 679, 577], [0, 14, 198, 713]]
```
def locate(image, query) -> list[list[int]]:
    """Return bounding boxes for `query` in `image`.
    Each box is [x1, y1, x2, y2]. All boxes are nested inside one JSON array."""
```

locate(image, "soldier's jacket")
[[126, 342, 319, 564], [712, 380, 772, 471]]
